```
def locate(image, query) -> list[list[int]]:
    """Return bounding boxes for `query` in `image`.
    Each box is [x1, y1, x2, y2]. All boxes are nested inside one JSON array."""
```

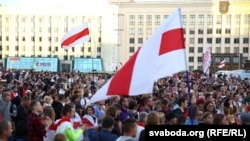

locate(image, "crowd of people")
[[0, 69, 250, 141]]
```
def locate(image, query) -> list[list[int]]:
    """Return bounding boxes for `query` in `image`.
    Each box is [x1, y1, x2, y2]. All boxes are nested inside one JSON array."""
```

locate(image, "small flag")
[[218, 59, 225, 68], [61, 23, 90, 49]]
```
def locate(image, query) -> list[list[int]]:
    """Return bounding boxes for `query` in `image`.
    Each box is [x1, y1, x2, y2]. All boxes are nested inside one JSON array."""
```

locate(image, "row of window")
[[0, 45, 101, 52], [188, 56, 241, 63], [0, 36, 102, 43], [129, 46, 248, 54], [0, 15, 101, 24], [129, 27, 250, 35], [0, 55, 102, 60], [129, 14, 250, 25], [129, 37, 249, 44]]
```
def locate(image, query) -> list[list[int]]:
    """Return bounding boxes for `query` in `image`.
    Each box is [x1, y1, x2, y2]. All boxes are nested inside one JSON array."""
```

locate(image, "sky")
[[0, 0, 108, 6]]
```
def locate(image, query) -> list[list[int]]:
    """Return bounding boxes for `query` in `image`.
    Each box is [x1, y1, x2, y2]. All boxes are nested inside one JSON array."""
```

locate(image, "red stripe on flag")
[[61, 28, 89, 47], [159, 28, 185, 55], [107, 49, 140, 96]]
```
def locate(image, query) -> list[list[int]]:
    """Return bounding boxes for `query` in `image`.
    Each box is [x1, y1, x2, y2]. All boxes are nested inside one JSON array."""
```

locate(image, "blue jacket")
[[87, 128, 118, 141]]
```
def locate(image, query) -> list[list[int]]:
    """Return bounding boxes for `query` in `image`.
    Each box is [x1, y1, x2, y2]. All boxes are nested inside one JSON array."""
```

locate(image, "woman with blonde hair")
[[42, 106, 56, 141], [157, 112, 166, 125], [139, 111, 159, 141]]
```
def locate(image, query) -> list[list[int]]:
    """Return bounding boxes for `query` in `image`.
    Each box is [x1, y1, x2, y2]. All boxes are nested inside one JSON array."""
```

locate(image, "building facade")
[[110, 0, 250, 73]]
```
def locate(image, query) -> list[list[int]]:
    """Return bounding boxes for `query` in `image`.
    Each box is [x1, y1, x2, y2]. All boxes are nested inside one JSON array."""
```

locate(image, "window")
[[189, 15, 195, 25], [198, 29, 203, 34], [216, 28, 221, 34], [225, 28, 231, 34], [189, 38, 194, 44], [243, 38, 249, 44], [129, 15, 135, 25], [6, 36, 9, 41], [225, 47, 230, 53], [207, 28, 212, 34], [207, 38, 212, 43], [234, 38, 239, 44], [39, 46, 42, 51], [138, 28, 143, 35], [198, 38, 203, 44], [189, 57, 194, 62], [197, 57, 202, 62], [217, 15, 222, 24], [235, 14, 240, 24], [129, 38, 135, 43], [198, 15, 204, 25], [64, 55, 68, 60], [39, 37, 42, 42], [244, 14, 250, 24], [216, 38, 221, 44], [15, 46, 19, 51], [138, 38, 143, 44], [155, 15, 161, 25], [48, 46, 51, 51], [88, 47, 91, 52], [138, 15, 143, 25], [215, 57, 220, 63], [129, 47, 134, 53], [163, 15, 168, 19], [182, 15, 186, 25], [189, 29, 195, 34], [198, 47, 203, 53], [216, 47, 221, 53], [72, 48, 74, 52], [225, 38, 230, 44], [189, 66, 194, 71], [32, 37, 35, 41], [233, 57, 239, 63], [243, 47, 248, 53], [146, 15, 152, 24], [226, 15, 231, 25], [189, 47, 194, 53], [129, 28, 135, 35], [55, 37, 58, 42], [97, 47, 101, 52], [234, 47, 239, 53], [207, 15, 213, 25]]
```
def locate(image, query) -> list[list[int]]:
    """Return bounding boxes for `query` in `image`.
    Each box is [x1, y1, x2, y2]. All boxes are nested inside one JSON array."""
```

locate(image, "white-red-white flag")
[[218, 59, 225, 68], [61, 23, 90, 49], [89, 8, 187, 103], [203, 44, 211, 74]]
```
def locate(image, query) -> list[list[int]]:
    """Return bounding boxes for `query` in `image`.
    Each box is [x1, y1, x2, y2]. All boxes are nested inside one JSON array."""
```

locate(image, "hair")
[[213, 113, 225, 125], [62, 104, 74, 116], [43, 106, 56, 122], [157, 112, 166, 125], [138, 111, 148, 123], [0, 119, 10, 135], [121, 118, 137, 133], [53, 133, 67, 141], [22, 95, 31, 101], [176, 115, 186, 125], [128, 100, 137, 110], [85, 105, 95, 115], [202, 112, 213, 121], [177, 97, 187, 106], [30, 100, 39, 111], [105, 106, 117, 118], [102, 116, 115, 129], [146, 111, 159, 125], [58, 94, 65, 101]]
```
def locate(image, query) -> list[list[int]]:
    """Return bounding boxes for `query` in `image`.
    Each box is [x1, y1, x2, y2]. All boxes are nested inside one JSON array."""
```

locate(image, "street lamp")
[[238, 53, 240, 70]]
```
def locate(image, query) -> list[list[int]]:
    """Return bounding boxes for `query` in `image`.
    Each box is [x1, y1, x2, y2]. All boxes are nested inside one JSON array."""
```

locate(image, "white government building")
[[0, 0, 249, 72]]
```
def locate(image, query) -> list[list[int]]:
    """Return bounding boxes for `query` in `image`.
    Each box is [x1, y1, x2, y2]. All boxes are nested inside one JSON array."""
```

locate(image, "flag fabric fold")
[[202, 44, 211, 74], [61, 23, 90, 49], [89, 8, 187, 104], [218, 59, 225, 68]]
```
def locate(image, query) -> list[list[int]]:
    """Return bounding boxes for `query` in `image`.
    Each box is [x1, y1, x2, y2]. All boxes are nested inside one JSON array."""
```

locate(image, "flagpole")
[[185, 70, 193, 125]]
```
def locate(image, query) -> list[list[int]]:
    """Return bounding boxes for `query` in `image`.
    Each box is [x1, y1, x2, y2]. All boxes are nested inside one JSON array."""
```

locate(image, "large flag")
[[218, 59, 225, 68], [61, 23, 90, 49], [202, 44, 211, 74], [89, 8, 187, 103]]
